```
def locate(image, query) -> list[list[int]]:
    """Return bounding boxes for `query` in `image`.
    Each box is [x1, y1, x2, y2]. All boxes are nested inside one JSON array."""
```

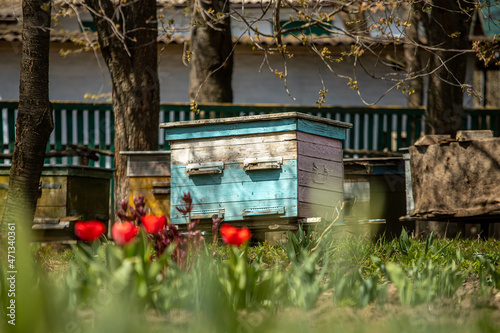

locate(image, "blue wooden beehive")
[[160, 112, 352, 229]]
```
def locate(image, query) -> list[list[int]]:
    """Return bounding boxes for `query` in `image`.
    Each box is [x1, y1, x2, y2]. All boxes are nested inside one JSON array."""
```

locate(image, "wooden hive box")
[[0, 165, 113, 241], [161, 112, 352, 230], [120, 151, 171, 217], [343, 157, 407, 237]]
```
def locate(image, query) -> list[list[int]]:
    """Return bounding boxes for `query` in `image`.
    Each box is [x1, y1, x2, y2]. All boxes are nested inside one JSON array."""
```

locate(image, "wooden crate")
[[161, 112, 351, 230], [121, 151, 171, 217], [0, 165, 113, 241]]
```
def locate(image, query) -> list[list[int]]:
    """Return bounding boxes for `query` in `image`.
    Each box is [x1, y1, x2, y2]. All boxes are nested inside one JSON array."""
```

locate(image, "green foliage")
[[248, 242, 289, 267], [282, 225, 340, 309], [65, 230, 171, 312], [287, 247, 330, 309], [372, 232, 466, 306], [332, 266, 385, 308], [476, 254, 500, 294], [374, 256, 465, 306], [218, 245, 286, 311], [397, 227, 413, 257], [281, 225, 318, 263]]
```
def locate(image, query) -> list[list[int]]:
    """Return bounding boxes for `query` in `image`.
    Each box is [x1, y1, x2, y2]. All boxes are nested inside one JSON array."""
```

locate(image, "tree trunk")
[[1, 0, 53, 231], [189, 0, 233, 103], [415, 0, 474, 238], [424, 0, 474, 136], [85, 0, 160, 209], [403, 2, 424, 108]]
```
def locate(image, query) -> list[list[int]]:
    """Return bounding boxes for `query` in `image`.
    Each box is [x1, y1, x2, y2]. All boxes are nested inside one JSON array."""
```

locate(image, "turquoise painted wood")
[[171, 161, 297, 186], [164, 112, 352, 226], [297, 119, 347, 140], [171, 177, 298, 205], [161, 112, 351, 142], [173, 200, 299, 223], [163, 118, 299, 141], [170, 164, 299, 223]]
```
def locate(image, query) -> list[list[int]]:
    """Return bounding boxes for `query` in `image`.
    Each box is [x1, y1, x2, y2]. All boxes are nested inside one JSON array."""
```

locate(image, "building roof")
[[0, 0, 300, 14], [1, 1, 498, 47], [0, 0, 357, 47]]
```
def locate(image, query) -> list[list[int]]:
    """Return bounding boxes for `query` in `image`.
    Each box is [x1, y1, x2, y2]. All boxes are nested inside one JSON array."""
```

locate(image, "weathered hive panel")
[[121, 151, 171, 217], [35, 176, 69, 221], [67, 176, 110, 220], [296, 132, 344, 220]]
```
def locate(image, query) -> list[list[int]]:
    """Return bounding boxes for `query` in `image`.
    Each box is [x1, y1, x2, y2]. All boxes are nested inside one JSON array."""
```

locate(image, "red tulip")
[[141, 215, 166, 234], [220, 224, 251, 247], [74, 220, 106, 242], [112, 221, 140, 246]]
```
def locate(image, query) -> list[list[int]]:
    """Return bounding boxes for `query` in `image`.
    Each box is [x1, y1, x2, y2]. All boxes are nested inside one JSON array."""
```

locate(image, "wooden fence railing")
[[1, 101, 499, 167]]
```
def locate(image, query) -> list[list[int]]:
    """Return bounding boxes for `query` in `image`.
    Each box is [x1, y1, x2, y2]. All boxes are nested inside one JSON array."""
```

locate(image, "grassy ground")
[[3, 226, 500, 333]]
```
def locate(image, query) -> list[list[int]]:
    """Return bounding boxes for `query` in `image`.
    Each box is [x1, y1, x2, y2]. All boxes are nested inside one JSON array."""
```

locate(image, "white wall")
[[231, 51, 409, 106], [0, 43, 23, 101], [0, 43, 409, 106]]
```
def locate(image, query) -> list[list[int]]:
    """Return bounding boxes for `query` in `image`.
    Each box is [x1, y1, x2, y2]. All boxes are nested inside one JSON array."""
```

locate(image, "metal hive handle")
[[243, 156, 283, 171]]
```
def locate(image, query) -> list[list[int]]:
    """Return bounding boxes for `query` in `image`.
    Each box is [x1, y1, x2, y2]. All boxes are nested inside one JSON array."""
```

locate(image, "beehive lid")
[[160, 112, 352, 141], [40, 165, 114, 178]]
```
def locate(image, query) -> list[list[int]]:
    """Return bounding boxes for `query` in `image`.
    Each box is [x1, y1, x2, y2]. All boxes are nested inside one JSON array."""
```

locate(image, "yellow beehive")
[[121, 151, 171, 217]]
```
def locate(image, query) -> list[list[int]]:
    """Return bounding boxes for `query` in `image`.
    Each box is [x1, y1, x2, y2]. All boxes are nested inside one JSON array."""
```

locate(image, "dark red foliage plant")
[[116, 192, 221, 269], [150, 192, 205, 269], [116, 194, 147, 224]]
